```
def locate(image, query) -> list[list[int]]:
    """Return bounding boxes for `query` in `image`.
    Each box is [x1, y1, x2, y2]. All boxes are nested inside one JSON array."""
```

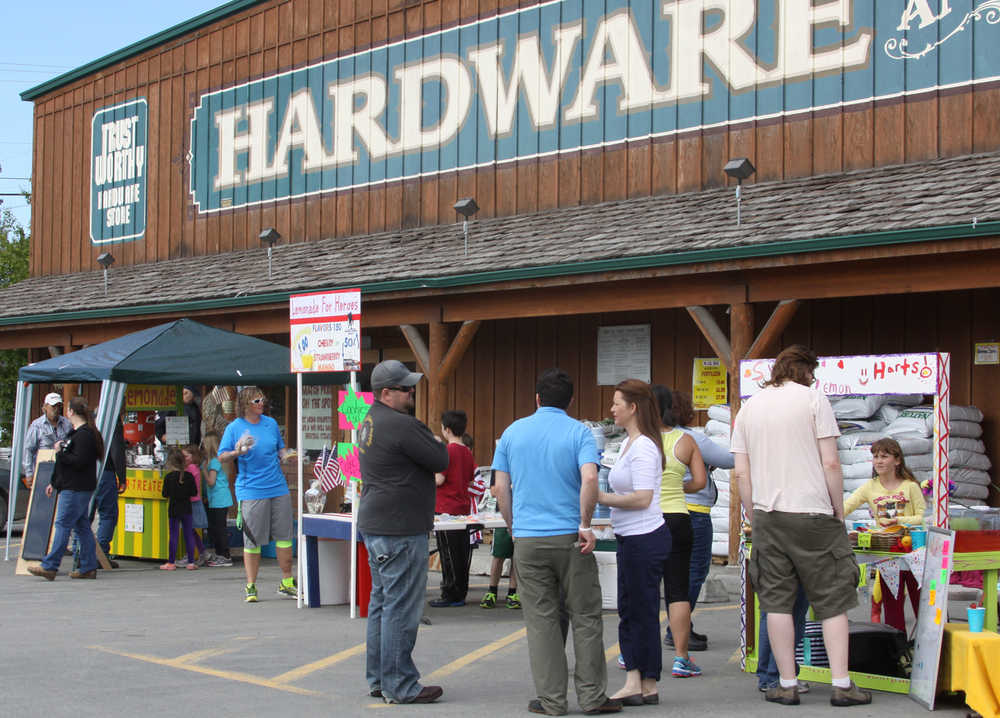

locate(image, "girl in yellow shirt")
[[844, 438, 925, 527], [844, 438, 924, 632]]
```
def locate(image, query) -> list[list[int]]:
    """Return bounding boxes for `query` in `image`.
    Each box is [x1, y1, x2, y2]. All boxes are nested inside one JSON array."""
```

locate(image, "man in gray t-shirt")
[[358, 360, 448, 706]]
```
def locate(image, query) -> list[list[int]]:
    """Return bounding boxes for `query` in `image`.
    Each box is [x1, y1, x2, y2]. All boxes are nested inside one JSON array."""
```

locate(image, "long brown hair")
[[69, 395, 105, 459], [763, 344, 818, 389], [870, 438, 918, 483], [163, 447, 187, 474], [615, 379, 665, 469]]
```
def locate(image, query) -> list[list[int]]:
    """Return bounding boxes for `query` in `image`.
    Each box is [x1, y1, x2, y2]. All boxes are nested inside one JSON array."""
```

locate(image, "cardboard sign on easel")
[[17, 448, 111, 575]]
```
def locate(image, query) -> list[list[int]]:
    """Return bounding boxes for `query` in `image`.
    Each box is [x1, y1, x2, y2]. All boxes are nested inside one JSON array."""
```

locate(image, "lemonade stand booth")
[[5, 319, 348, 560]]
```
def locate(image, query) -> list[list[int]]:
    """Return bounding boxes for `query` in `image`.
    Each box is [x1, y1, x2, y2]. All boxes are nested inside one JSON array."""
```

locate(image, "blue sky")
[[0, 1, 224, 231]]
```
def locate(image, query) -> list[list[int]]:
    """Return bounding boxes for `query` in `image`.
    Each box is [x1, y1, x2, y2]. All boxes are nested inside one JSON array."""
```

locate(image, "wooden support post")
[[399, 320, 482, 431], [746, 300, 800, 360], [399, 324, 431, 376], [427, 321, 449, 429], [728, 303, 753, 563], [685, 306, 732, 368]]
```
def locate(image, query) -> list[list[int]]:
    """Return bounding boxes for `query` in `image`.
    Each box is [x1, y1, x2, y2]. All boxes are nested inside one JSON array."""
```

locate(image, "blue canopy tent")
[[6, 318, 348, 559]]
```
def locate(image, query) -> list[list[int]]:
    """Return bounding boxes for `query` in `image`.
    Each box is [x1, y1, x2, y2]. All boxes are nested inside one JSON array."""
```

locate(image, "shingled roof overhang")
[[2, 152, 999, 329]]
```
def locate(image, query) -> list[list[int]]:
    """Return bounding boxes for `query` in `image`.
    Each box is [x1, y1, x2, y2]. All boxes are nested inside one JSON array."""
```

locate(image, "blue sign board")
[[189, 0, 1000, 214], [91, 98, 148, 244]]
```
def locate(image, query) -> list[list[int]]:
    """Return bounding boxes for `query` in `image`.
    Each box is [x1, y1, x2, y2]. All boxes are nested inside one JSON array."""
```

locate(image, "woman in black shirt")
[[28, 396, 104, 581]]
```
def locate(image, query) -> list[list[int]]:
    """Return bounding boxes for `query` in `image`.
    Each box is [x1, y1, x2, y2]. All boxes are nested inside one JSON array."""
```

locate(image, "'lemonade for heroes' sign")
[[290, 289, 362, 372], [91, 98, 147, 244], [189, 0, 1000, 213]]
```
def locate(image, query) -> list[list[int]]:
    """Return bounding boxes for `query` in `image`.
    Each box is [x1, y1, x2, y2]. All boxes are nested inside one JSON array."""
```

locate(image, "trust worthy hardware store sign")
[[188, 0, 1000, 213], [91, 98, 148, 244]]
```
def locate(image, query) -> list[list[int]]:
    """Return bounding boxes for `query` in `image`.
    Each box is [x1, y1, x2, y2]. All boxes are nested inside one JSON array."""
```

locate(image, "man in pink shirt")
[[732, 345, 871, 708]]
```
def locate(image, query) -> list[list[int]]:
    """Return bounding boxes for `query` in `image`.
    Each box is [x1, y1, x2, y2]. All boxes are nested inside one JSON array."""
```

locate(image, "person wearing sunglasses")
[[219, 386, 296, 603], [358, 359, 449, 705]]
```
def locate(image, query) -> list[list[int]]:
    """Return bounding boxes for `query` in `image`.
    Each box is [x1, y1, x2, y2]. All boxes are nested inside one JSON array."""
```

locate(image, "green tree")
[[0, 203, 29, 446]]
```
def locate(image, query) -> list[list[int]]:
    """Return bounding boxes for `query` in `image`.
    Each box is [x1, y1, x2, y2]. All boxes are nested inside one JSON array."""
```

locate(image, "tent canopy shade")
[[17, 318, 351, 386]]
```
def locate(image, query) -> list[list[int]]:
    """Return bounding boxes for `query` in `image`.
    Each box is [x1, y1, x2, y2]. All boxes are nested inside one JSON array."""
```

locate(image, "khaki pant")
[[514, 533, 608, 714]]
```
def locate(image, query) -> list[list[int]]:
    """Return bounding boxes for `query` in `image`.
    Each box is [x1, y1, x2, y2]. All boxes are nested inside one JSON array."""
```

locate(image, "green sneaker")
[[479, 591, 497, 608], [277, 578, 298, 598], [245, 583, 258, 603], [506, 593, 521, 609]]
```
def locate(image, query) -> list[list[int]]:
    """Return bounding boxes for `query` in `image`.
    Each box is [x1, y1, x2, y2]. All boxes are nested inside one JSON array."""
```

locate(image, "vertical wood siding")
[[27, 0, 1000, 277]]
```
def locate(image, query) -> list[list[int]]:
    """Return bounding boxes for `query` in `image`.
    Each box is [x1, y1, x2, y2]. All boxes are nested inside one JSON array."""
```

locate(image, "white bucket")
[[595, 550, 617, 610]]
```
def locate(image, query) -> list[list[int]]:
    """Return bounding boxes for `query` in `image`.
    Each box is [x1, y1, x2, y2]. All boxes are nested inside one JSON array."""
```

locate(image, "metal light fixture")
[[453, 198, 479, 257], [97, 252, 115, 296], [259, 227, 281, 280], [723, 158, 756, 226]]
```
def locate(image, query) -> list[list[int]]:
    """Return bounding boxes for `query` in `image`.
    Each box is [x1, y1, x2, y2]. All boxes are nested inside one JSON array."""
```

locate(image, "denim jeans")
[[757, 584, 809, 689], [44, 489, 97, 573], [93, 469, 119, 556], [687, 511, 713, 610], [364, 533, 429, 703]]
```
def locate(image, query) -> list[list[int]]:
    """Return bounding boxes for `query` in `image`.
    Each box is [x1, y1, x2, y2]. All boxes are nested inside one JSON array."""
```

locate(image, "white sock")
[[779, 678, 798, 689], [832, 676, 852, 689]]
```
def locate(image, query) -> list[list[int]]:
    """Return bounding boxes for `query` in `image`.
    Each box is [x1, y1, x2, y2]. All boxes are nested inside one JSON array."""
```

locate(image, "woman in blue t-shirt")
[[219, 387, 297, 602]]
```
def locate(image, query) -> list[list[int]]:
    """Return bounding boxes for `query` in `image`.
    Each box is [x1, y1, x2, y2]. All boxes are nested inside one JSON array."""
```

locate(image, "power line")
[[0, 61, 72, 69]]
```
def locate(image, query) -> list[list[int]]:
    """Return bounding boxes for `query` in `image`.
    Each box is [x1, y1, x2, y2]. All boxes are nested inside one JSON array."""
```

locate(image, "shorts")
[[750, 510, 860, 621], [240, 494, 294, 551], [491, 526, 514, 559], [663, 513, 692, 604]]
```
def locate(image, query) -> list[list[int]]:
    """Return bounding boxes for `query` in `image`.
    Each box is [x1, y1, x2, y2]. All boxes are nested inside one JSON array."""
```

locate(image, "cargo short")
[[749, 509, 860, 621], [492, 526, 514, 559], [240, 494, 294, 550]]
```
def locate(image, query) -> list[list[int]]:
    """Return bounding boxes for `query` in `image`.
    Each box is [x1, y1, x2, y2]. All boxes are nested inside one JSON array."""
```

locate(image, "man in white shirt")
[[732, 345, 871, 708]]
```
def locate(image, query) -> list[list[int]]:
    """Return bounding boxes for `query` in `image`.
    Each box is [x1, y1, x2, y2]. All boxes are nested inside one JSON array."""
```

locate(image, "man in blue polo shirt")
[[493, 368, 621, 717]]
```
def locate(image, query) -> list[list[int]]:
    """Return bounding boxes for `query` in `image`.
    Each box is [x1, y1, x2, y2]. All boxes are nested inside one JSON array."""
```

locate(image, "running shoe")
[[505, 592, 522, 609], [277, 578, 298, 598], [245, 583, 258, 603], [479, 591, 497, 608], [207, 555, 233, 567], [672, 656, 702, 678], [174, 557, 189, 567]]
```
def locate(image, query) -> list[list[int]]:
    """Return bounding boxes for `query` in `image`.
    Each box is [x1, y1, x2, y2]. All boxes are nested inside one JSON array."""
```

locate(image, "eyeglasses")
[[387, 386, 415, 393], [250, 397, 265, 405]]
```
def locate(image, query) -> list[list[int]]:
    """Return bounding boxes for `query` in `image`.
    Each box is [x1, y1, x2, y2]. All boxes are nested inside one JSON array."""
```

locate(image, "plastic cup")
[[968, 606, 986, 633], [910, 529, 926, 549]]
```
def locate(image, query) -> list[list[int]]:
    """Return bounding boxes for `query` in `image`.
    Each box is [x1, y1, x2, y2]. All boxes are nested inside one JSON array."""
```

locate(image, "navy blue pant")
[[688, 511, 713, 609], [757, 584, 809, 689], [616, 522, 671, 680]]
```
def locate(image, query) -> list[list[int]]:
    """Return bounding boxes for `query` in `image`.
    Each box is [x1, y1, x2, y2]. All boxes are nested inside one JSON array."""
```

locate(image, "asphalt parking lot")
[[0, 538, 972, 718]]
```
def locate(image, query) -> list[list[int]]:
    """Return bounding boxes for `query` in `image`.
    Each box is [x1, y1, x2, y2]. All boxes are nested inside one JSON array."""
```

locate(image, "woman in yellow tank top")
[[651, 385, 707, 678]]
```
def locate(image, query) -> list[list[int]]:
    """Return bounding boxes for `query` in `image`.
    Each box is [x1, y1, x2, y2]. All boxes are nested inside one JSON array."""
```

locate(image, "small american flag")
[[314, 445, 342, 492], [469, 468, 489, 498]]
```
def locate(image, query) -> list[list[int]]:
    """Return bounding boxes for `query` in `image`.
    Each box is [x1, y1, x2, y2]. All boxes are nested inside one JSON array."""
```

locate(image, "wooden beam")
[[399, 324, 431, 376], [746, 300, 800, 360], [427, 321, 449, 430], [728, 303, 753, 563], [685, 306, 732, 367], [438, 320, 481, 379]]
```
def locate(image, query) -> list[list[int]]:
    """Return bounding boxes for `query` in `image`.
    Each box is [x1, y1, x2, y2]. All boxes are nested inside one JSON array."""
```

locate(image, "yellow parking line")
[[91, 645, 321, 696], [270, 641, 367, 684], [173, 647, 239, 665], [423, 627, 527, 681]]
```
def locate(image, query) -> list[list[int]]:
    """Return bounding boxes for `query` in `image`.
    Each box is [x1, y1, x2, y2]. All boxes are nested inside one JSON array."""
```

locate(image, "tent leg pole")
[[297, 372, 303, 609]]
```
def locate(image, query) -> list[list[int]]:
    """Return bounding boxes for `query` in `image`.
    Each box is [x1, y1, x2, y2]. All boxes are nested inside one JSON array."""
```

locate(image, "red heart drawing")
[[837, 360, 845, 369]]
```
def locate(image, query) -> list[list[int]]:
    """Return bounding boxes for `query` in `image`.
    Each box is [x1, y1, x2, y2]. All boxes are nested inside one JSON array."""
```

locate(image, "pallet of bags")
[[710, 468, 731, 556]]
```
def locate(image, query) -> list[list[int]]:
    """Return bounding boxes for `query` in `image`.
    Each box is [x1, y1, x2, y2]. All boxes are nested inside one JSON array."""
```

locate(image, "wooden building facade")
[[6, 0, 1000, 517]]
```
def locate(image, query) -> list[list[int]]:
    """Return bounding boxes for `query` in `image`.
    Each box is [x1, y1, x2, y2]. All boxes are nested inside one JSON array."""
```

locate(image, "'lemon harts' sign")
[[188, 0, 999, 214]]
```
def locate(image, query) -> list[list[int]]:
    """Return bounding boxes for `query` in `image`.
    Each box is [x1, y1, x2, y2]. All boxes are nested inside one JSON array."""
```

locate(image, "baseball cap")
[[370, 360, 422, 391], [44, 392, 63, 406]]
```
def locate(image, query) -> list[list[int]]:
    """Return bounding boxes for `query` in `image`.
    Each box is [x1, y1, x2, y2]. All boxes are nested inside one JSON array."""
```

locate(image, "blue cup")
[[968, 606, 986, 633], [910, 529, 927, 549]]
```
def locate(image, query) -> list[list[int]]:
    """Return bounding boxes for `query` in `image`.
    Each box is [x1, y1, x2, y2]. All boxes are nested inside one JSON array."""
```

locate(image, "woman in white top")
[[598, 379, 670, 706]]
